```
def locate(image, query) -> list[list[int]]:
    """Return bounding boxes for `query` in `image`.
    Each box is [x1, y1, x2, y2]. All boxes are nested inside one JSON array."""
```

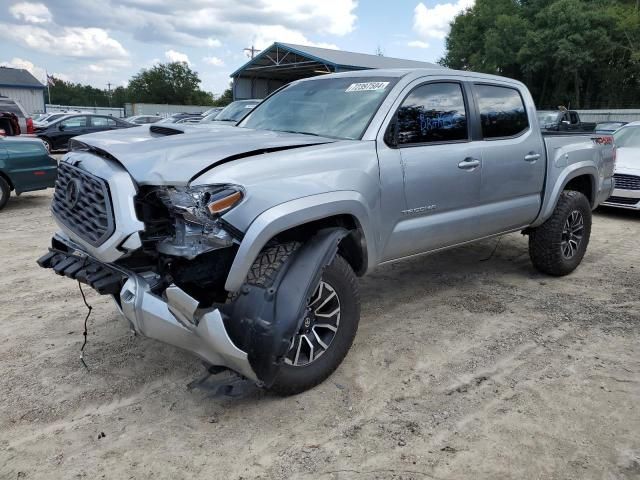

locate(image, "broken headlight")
[[159, 185, 244, 224], [155, 185, 244, 259]]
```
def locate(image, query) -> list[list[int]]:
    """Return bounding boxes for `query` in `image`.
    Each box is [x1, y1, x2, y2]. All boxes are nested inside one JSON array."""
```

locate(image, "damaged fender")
[[221, 228, 348, 386]]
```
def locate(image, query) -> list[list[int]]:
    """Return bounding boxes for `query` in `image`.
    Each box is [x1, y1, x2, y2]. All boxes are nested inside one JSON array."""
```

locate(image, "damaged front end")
[[39, 174, 347, 388]]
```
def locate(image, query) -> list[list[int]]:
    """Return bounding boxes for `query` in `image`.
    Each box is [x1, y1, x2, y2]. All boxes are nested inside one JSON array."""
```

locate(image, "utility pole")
[[106, 82, 112, 107], [243, 45, 260, 59]]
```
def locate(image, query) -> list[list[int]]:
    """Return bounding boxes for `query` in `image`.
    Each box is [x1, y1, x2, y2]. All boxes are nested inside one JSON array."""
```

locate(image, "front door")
[[55, 116, 90, 149], [381, 81, 484, 260]]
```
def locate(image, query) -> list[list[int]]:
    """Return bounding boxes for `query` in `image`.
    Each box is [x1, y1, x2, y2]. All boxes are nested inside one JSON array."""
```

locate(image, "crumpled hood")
[[615, 147, 640, 173], [73, 124, 334, 185]]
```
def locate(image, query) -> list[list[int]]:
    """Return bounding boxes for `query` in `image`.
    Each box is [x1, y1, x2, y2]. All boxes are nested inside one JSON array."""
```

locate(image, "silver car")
[[603, 122, 640, 210]]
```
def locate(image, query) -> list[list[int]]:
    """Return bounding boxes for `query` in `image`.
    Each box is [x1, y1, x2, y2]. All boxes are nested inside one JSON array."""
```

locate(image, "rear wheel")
[[246, 244, 360, 396], [529, 190, 592, 276], [0, 176, 10, 211]]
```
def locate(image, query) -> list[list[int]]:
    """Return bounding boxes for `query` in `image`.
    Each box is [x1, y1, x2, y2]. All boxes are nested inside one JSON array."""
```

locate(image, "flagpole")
[[46, 70, 51, 109]]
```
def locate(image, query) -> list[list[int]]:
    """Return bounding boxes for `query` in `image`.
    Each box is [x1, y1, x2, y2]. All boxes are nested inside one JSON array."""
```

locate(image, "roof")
[[231, 42, 442, 79], [0, 67, 45, 89]]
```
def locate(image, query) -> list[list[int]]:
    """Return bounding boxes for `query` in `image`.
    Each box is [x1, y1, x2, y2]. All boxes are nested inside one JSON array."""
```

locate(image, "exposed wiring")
[[77, 280, 93, 371], [480, 236, 503, 262]]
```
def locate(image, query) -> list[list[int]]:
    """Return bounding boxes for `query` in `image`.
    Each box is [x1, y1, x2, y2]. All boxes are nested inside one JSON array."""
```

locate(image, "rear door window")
[[474, 84, 529, 139], [91, 116, 116, 127], [396, 82, 469, 145], [60, 116, 87, 129]]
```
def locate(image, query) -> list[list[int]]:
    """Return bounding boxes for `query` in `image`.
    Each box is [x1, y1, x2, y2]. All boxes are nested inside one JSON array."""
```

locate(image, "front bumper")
[[602, 188, 640, 210], [37, 235, 258, 382]]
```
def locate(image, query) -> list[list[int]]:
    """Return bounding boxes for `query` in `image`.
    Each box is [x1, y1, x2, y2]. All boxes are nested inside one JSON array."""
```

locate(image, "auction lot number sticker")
[[346, 82, 390, 92]]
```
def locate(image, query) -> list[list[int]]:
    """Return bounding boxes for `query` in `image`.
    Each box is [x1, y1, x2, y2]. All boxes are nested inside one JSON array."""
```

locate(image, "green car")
[[0, 136, 57, 210]]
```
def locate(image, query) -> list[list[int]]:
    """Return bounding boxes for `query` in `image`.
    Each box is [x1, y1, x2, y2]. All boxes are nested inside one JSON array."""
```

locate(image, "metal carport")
[[231, 42, 443, 100]]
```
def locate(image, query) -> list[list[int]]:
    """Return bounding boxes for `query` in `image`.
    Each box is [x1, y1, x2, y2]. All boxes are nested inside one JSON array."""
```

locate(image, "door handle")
[[525, 153, 541, 163], [458, 158, 481, 170]]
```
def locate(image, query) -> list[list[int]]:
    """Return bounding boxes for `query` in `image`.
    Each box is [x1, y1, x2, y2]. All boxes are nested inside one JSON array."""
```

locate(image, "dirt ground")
[[0, 189, 639, 480]]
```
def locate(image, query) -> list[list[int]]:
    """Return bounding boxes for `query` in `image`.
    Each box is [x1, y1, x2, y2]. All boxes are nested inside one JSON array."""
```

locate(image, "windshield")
[[216, 101, 259, 122], [614, 126, 640, 148], [240, 77, 398, 139], [537, 111, 560, 126]]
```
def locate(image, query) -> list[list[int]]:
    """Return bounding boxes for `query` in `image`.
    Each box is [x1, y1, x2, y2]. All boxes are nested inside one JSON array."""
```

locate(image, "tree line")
[[46, 62, 233, 108], [442, 0, 640, 109]]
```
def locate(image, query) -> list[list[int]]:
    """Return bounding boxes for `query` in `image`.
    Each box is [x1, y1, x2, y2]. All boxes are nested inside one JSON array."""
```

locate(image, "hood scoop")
[[150, 125, 184, 136]]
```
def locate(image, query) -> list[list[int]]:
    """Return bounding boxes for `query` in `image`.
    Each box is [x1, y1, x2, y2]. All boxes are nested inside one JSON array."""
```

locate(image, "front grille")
[[605, 196, 639, 206], [52, 162, 115, 246], [613, 174, 640, 191]]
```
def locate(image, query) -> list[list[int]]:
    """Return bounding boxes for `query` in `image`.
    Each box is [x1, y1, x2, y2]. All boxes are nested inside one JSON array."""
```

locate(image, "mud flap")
[[221, 228, 348, 387]]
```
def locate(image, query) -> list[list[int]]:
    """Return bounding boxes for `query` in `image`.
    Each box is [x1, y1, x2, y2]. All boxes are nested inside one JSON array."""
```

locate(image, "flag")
[[46, 74, 55, 86]]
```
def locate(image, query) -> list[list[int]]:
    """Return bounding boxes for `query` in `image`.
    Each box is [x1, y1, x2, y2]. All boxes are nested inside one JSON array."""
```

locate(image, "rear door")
[[471, 83, 546, 232], [380, 80, 485, 260]]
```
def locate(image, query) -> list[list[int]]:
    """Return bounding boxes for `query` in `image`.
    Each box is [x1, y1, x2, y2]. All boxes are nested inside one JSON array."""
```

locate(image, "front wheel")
[[0, 176, 10, 211], [528, 190, 592, 276], [269, 254, 360, 396]]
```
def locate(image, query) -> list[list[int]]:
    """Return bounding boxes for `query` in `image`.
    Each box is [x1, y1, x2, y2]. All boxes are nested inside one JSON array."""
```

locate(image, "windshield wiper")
[[280, 130, 322, 137]]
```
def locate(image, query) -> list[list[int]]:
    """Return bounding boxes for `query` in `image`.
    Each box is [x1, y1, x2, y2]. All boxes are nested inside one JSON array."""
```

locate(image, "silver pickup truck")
[[38, 69, 615, 395]]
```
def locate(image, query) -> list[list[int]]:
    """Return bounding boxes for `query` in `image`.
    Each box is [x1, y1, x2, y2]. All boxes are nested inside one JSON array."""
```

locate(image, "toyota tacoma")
[[38, 69, 615, 395]]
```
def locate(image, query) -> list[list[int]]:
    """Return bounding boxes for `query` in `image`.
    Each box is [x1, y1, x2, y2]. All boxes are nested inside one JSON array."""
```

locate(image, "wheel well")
[[563, 175, 594, 206], [0, 171, 14, 191], [270, 214, 368, 276]]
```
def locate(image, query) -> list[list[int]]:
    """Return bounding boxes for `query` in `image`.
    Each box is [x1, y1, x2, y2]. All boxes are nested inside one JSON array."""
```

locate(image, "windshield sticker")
[[345, 82, 390, 92]]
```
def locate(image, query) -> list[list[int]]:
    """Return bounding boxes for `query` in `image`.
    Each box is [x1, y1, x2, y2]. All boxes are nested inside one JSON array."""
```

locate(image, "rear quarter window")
[[474, 84, 529, 139]]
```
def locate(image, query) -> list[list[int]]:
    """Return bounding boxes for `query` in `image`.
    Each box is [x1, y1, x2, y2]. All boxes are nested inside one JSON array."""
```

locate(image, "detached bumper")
[[37, 236, 258, 382]]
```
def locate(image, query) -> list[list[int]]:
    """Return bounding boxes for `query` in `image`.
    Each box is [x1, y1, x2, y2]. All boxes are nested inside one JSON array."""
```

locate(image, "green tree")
[[442, 0, 640, 109], [127, 62, 214, 105]]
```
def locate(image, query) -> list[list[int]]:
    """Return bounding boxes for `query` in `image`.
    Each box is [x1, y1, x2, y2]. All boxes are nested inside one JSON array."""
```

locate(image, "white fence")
[[576, 109, 640, 123], [45, 104, 125, 117], [124, 103, 213, 117]]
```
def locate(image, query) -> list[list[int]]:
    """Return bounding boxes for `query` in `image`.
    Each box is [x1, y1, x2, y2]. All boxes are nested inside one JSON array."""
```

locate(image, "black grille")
[[613, 174, 640, 191], [605, 196, 639, 206], [52, 162, 115, 246]]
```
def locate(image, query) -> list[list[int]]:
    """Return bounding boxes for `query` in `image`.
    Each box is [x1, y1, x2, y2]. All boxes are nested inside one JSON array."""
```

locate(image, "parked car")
[[537, 109, 596, 132], [38, 69, 615, 396], [210, 99, 260, 124], [0, 136, 57, 210], [158, 113, 203, 124], [0, 96, 34, 135], [125, 115, 163, 125], [33, 112, 71, 128], [202, 107, 223, 117], [34, 114, 134, 152], [595, 121, 627, 134], [602, 122, 640, 210]]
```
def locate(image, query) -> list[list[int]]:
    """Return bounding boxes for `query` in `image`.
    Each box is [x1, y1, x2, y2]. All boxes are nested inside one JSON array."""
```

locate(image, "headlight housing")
[[159, 185, 244, 224]]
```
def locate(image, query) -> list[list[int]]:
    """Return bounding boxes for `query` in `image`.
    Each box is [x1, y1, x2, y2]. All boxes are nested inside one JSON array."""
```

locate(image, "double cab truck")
[[39, 69, 615, 395]]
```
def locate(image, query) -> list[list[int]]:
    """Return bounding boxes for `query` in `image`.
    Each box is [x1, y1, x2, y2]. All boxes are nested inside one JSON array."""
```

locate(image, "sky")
[[0, 0, 474, 96]]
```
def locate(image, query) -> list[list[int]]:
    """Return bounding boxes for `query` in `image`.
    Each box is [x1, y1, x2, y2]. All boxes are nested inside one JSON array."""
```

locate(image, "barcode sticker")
[[345, 82, 390, 92]]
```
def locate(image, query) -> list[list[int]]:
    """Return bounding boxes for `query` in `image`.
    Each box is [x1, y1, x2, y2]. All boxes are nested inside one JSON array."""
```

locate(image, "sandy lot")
[[0, 190, 639, 480]]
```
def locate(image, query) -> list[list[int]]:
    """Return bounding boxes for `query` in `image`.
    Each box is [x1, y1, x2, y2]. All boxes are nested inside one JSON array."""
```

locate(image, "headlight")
[[160, 185, 244, 224]]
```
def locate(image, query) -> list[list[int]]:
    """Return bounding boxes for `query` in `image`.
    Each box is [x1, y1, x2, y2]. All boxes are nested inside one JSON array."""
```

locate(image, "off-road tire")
[[246, 244, 360, 396], [0, 176, 10, 211], [529, 190, 592, 276]]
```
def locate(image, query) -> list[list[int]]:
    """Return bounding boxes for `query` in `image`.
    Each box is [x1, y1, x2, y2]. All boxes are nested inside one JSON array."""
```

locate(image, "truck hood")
[[73, 124, 335, 185], [615, 147, 640, 173]]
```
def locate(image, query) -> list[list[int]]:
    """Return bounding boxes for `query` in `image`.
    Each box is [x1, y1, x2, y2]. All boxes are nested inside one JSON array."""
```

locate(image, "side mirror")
[[58, 124, 65, 131], [561, 120, 570, 126]]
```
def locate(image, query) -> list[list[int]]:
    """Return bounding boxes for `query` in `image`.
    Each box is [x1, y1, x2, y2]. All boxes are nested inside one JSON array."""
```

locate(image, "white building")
[[0, 66, 45, 114]]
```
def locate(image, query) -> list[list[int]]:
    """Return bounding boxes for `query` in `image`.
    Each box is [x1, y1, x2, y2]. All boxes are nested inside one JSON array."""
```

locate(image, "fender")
[[224, 191, 377, 292], [221, 228, 348, 386], [530, 162, 597, 228]]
